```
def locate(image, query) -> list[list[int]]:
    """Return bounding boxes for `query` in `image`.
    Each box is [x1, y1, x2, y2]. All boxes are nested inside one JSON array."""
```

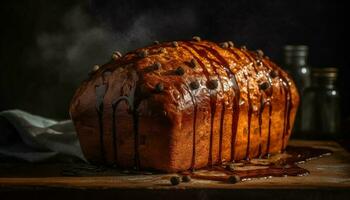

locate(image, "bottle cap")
[[284, 45, 308, 57], [312, 68, 338, 79]]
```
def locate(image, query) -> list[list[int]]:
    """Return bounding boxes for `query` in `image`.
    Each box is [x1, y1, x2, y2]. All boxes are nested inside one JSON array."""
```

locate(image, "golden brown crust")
[[69, 40, 299, 172]]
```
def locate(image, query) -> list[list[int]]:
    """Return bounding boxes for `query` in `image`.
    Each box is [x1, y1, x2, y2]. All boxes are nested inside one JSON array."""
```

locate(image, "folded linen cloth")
[[0, 109, 86, 162]]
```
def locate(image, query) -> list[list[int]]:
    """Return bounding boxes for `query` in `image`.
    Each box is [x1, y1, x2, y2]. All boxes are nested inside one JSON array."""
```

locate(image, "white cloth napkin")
[[0, 109, 86, 162]]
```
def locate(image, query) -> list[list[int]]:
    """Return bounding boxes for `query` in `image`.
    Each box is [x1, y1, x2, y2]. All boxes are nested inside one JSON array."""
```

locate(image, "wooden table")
[[0, 140, 349, 200]]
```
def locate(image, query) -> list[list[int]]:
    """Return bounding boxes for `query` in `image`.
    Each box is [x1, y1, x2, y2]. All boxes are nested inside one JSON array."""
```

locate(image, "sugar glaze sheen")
[[70, 38, 300, 172]]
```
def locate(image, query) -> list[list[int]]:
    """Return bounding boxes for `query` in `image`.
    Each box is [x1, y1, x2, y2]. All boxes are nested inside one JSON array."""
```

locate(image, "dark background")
[[0, 0, 348, 132]]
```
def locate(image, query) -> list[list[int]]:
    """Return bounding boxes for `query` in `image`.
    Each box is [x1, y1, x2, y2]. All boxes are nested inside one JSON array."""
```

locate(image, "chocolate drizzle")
[[95, 84, 107, 162], [280, 74, 293, 152], [194, 43, 240, 163], [132, 105, 140, 169], [111, 96, 132, 164], [95, 67, 142, 169], [245, 75, 253, 160], [230, 76, 240, 161], [185, 41, 242, 165], [258, 96, 263, 157], [91, 40, 294, 172], [182, 146, 332, 183], [178, 43, 211, 169], [182, 42, 224, 166]]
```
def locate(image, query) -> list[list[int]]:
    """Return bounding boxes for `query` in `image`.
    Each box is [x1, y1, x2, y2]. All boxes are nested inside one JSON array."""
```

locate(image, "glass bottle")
[[283, 45, 311, 134], [301, 68, 340, 139]]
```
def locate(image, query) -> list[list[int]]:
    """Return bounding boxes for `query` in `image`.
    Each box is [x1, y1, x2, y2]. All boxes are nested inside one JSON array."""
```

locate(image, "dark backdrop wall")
[[0, 0, 348, 128]]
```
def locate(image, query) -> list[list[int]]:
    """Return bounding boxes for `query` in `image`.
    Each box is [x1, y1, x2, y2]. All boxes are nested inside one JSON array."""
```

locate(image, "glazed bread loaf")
[[70, 39, 299, 172]]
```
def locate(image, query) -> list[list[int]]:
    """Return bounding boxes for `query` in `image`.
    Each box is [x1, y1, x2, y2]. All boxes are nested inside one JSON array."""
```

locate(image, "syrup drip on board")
[[181, 146, 332, 183], [60, 146, 332, 185]]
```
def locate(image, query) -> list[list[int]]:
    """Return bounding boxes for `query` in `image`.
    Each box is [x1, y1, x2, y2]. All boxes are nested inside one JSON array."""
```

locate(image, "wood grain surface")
[[0, 140, 349, 200]]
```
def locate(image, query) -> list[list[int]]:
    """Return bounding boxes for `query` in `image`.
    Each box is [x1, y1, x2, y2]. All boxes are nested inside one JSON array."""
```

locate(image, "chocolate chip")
[[228, 41, 234, 47], [190, 59, 198, 68], [225, 164, 235, 171], [153, 40, 160, 45], [113, 53, 122, 61], [112, 51, 122, 60], [175, 66, 185, 75], [143, 62, 161, 73], [192, 36, 201, 42], [154, 83, 164, 93], [206, 79, 218, 90], [259, 82, 270, 90], [220, 42, 229, 48], [269, 70, 279, 78], [189, 80, 200, 90], [170, 176, 181, 185], [138, 50, 148, 58], [228, 175, 241, 184], [182, 175, 191, 182], [111, 54, 119, 61], [172, 41, 179, 47], [92, 65, 100, 72], [256, 49, 264, 57], [115, 51, 122, 57], [153, 62, 162, 70]]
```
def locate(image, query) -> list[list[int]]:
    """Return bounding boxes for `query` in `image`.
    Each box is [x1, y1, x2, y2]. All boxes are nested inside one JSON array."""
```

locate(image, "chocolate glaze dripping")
[[257, 59, 277, 157], [132, 105, 140, 169], [226, 48, 241, 60], [280, 74, 293, 152], [182, 146, 332, 183], [258, 96, 264, 157], [185, 42, 227, 166], [262, 58, 293, 153], [194, 43, 238, 162], [195, 43, 234, 77], [245, 74, 253, 160], [182, 42, 223, 166], [221, 48, 241, 161], [266, 100, 273, 156], [218, 104, 225, 163], [178, 44, 211, 169], [131, 77, 143, 170], [244, 51, 263, 158], [111, 68, 140, 169], [225, 47, 256, 161], [95, 84, 108, 162], [264, 67, 274, 157], [230, 76, 240, 161], [179, 44, 210, 78], [111, 96, 132, 164], [248, 55, 275, 158], [208, 96, 217, 166], [246, 51, 274, 158], [97, 108, 105, 162]]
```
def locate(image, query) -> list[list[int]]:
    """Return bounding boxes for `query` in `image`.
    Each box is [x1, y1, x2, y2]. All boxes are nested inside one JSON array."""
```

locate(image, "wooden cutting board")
[[0, 140, 349, 200]]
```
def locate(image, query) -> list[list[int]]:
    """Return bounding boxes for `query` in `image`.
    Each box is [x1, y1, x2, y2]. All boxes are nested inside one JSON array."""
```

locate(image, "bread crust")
[[69, 40, 299, 172]]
